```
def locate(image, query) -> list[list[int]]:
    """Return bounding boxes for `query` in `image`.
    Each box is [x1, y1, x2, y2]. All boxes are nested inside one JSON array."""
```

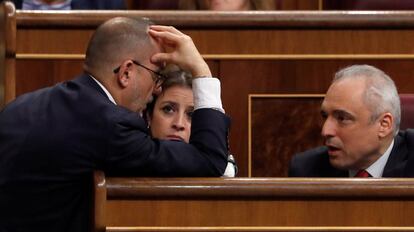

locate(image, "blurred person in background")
[[179, 0, 275, 10], [10, 0, 125, 10]]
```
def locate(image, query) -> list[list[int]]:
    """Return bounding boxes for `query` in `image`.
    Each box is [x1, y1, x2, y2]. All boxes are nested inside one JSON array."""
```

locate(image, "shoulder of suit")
[[290, 146, 329, 169], [398, 129, 414, 150], [401, 128, 414, 137], [295, 146, 328, 159]]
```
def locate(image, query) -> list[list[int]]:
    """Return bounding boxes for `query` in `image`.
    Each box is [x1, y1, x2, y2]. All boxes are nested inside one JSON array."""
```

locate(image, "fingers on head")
[[151, 53, 172, 64], [150, 25, 183, 35], [150, 31, 174, 44]]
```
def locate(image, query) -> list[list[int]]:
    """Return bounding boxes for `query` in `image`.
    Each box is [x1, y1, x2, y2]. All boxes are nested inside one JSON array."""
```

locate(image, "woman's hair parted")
[[145, 65, 193, 119]]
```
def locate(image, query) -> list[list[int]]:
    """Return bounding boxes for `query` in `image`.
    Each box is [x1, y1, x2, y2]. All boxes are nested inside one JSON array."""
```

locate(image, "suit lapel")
[[330, 169, 348, 177], [383, 133, 408, 177]]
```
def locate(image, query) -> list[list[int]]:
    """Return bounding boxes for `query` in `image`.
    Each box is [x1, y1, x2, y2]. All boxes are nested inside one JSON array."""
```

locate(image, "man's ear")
[[378, 112, 394, 138], [116, 61, 133, 88]]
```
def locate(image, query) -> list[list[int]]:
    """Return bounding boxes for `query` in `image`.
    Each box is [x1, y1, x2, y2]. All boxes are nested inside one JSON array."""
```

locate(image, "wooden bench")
[[93, 171, 414, 232]]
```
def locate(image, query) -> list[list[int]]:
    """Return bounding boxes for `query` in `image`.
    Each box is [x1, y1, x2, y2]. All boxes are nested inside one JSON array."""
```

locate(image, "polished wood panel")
[[106, 199, 414, 226], [93, 171, 106, 232], [16, 59, 83, 94], [93, 171, 414, 231], [191, 29, 414, 55], [0, 2, 6, 107], [250, 95, 324, 177], [0, 1, 15, 107], [16, 28, 414, 55], [4, 2, 16, 106], [17, 29, 92, 54]]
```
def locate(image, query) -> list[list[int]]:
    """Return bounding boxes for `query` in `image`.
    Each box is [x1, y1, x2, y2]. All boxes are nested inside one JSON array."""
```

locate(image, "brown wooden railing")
[[93, 171, 414, 232]]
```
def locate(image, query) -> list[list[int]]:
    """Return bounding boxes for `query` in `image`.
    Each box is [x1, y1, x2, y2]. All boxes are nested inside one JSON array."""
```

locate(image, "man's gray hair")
[[333, 64, 400, 134]]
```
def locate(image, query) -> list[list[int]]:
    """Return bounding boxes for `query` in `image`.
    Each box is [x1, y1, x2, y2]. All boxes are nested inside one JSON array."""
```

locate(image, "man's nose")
[[321, 117, 335, 138]]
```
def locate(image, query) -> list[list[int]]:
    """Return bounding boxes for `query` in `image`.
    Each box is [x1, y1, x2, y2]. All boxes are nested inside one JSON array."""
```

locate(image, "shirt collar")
[[349, 139, 395, 177], [89, 75, 117, 105]]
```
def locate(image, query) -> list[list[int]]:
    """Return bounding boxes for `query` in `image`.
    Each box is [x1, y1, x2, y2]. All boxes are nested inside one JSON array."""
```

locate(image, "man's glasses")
[[113, 60, 166, 88]]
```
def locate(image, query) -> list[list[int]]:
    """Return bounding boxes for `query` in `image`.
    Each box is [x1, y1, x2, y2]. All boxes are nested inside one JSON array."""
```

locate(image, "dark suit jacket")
[[0, 74, 230, 232], [289, 129, 414, 177]]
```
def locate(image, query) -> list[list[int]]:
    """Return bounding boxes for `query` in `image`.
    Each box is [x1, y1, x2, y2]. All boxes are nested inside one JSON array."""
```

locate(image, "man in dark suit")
[[0, 18, 230, 232], [289, 64, 414, 178]]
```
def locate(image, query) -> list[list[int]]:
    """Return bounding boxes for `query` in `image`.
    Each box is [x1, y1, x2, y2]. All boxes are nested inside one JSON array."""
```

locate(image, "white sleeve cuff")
[[192, 77, 224, 113], [222, 162, 236, 177]]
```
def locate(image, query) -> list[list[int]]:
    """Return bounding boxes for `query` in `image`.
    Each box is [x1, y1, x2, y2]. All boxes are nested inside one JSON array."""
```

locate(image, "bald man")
[[289, 65, 414, 178], [0, 18, 229, 232]]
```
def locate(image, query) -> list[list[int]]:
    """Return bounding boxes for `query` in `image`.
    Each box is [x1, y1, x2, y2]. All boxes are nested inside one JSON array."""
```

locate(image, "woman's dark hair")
[[145, 67, 192, 120]]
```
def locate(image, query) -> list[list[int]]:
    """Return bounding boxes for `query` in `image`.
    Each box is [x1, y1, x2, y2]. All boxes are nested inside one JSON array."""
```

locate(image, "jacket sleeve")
[[104, 108, 230, 177]]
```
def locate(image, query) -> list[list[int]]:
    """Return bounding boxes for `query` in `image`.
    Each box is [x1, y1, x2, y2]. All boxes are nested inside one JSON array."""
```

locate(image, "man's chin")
[[329, 156, 351, 170], [329, 161, 345, 170]]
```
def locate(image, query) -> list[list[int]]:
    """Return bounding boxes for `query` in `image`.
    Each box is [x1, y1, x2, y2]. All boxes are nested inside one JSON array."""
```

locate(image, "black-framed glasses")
[[113, 60, 166, 87]]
